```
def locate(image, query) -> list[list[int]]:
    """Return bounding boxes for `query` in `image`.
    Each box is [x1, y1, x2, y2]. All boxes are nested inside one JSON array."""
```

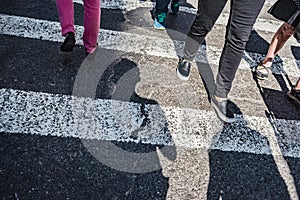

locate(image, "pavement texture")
[[0, 0, 300, 199]]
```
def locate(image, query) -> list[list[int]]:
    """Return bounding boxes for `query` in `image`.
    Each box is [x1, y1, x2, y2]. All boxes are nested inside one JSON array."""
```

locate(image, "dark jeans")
[[183, 0, 265, 98], [155, 0, 179, 15]]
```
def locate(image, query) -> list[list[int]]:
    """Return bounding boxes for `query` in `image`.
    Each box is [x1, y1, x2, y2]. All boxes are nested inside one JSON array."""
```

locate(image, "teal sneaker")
[[154, 12, 167, 30], [171, 2, 179, 14]]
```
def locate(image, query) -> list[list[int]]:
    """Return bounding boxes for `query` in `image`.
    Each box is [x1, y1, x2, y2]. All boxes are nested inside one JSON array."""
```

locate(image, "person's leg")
[[56, 0, 76, 52], [83, 0, 101, 54], [256, 23, 295, 79], [210, 0, 265, 122], [214, 0, 265, 99], [56, 0, 75, 36], [176, 0, 227, 81], [155, 0, 170, 14], [183, 0, 228, 61], [264, 23, 295, 66], [171, 0, 180, 14], [154, 0, 169, 29]]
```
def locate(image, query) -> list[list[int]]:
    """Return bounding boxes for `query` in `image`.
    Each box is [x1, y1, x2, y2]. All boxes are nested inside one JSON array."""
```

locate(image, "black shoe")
[[60, 32, 76, 52], [176, 58, 191, 81], [171, 2, 179, 14], [211, 96, 235, 123], [85, 51, 89, 57]]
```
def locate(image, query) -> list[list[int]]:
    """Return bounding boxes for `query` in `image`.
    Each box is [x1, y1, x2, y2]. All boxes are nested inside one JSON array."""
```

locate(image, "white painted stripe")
[[0, 14, 299, 77], [0, 88, 300, 158]]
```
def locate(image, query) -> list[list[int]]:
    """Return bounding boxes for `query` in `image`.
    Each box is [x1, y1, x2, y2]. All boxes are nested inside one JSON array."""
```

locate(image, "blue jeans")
[[183, 0, 265, 98]]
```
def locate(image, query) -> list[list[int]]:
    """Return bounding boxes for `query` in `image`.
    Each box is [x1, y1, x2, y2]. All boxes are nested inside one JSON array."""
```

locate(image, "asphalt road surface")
[[1, 0, 300, 199]]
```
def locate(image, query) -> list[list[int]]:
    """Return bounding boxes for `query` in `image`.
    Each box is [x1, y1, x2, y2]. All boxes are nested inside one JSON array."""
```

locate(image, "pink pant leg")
[[83, 0, 101, 53], [56, 0, 75, 36]]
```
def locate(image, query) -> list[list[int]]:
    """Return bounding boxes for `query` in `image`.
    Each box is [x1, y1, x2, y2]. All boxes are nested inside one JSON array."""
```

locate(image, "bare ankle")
[[294, 86, 300, 90]]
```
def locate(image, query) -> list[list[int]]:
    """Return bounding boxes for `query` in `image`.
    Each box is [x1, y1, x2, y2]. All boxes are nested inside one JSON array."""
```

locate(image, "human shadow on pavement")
[[244, 30, 300, 198], [0, 47, 178, 200], [245, 29, 300, 120], [286, 45, 300, 196], [207, 102, 290, 199], [78, 50, 177, 199], [164, 22, 296, 198], [0, 131, 173, 199], [191, 42, 293, 199], [285, 155, 300, 197]]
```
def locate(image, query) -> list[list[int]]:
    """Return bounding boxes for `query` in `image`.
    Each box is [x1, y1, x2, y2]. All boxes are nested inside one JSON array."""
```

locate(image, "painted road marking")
[[1, 88, 299, 158], [0, 14, 299, 77]]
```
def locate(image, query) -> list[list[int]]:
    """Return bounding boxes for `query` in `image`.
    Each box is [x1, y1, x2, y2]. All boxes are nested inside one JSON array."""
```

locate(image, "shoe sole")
[[256, 75, 268, 80], [256, 73, 268, 80], [211, 101, 235, 123], [176, 67, 190, 81], [153, 25, 165, 30], [61, 43, 75, 52], [287, 91, 300, 105]]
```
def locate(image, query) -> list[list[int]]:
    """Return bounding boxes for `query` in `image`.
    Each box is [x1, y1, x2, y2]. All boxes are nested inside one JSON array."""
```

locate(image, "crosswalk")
[[1, 13, 299, 75], [1, 87, 299, 156], [1, 0, 300, 199]]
